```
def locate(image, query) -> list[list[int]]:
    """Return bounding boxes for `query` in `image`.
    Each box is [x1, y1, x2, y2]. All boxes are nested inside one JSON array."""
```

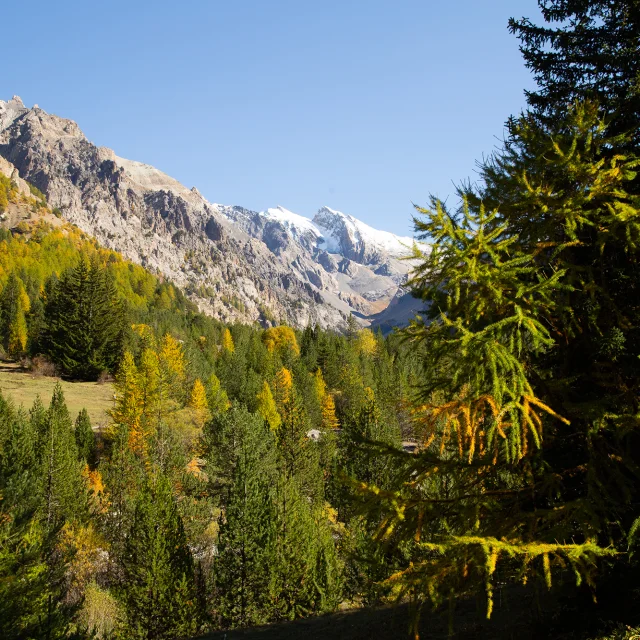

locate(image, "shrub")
[[30, 355, 56, 377]]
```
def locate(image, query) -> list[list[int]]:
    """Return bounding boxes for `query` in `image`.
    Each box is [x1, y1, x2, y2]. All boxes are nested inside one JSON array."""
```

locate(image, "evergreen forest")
[[2, 1, 640, 638]]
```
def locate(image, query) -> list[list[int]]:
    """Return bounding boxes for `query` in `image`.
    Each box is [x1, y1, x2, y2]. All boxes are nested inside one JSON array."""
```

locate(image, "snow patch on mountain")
[[313, 206, 419, 259], [257, 204, 424, 263], [261, 206, 322, 240]]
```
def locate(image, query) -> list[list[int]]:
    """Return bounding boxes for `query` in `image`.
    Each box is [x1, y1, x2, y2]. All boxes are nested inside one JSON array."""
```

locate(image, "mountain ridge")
[[0, 96, 427, 330]]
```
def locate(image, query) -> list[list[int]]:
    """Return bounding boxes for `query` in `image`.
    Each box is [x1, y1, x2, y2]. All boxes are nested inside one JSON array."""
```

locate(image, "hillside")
[[0, 96, 427, 330]]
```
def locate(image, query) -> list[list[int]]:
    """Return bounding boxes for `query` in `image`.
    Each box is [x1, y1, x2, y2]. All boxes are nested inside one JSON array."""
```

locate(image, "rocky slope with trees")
[[0, 99, 423, 331]]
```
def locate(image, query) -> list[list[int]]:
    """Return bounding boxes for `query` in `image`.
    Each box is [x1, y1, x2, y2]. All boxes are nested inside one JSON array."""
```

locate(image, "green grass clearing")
[[0, 362, 114, 425]]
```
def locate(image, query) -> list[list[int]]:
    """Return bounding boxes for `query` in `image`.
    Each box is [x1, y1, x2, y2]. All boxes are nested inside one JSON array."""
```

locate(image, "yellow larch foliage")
[[60, 523, 107, 603], [312, 368, 326, 403], [221, 328, 235, 354], [17, 281, 31, 314], [109, 351, 142, 428], [131, 323, 157, 349], [109, 351, 145, 457], [273, 366, 293, 411], [82, 464, 107, 514], [262, 325, 300, 356], [256, 380, 281, 431], [159, 333, 185, 379], [186, 457, 206, 480], [189, 378, 210, 428], [4, 275, 30, 356], [138, 348, 161, 426], [356, 328, 378, 357], [321, 393, 340, 430], [7, 305, 28, 356]]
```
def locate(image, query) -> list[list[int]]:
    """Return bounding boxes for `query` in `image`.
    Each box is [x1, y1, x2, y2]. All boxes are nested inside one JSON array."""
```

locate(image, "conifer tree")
[[221, 327, 235, 354], [312, 368, 327, 404], [364, 102, 640, 620], [270, 476, 342, 621], [188, 378, 210, 428], [272, 366, 293, 414], [158, 333, 186, 399], [0, 272, 30, 357], [40, 383, 86, 530], [139, 346, 162, 432], [206, 372, 230, 416], [215, 409, 278, 628], [300, 323, 319, 370], [43, 256, 124, 379], [117, 473, 202, 639], [320, 393, 340, 431], [74, 408, 95, 465], [110, 351, 145, 458], [509, 0, 640, 146], [256, 380, 281, 432]]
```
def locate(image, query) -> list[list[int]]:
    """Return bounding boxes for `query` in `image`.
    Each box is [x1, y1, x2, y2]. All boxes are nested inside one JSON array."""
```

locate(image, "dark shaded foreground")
[[200, 576, 640, 640]]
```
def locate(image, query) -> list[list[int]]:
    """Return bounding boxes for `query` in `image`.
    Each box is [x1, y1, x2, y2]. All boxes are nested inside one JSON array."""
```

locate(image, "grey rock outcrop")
[[0, 96, 428, 330]]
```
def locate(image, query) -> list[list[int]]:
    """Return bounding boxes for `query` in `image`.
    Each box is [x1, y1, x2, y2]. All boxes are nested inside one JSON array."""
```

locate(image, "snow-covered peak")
[[313, 206, 417, 259], [261, 205, 322, 240], [258, 204, 424, 265]]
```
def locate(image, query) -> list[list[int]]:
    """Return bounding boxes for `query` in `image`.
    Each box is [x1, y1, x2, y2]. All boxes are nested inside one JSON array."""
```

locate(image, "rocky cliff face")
[[0, 96, 427, 330]]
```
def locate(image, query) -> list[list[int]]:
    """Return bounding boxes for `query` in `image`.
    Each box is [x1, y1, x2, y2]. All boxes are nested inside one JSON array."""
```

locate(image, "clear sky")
[[2, 0, 541, 236]]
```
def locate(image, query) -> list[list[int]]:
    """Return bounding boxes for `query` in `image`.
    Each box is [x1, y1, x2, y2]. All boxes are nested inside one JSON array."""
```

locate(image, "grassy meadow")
[[0, 362, 114, 425]]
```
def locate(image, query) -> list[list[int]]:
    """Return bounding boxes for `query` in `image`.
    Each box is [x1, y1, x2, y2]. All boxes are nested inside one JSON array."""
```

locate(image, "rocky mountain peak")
[[0, 96, 428, 331]]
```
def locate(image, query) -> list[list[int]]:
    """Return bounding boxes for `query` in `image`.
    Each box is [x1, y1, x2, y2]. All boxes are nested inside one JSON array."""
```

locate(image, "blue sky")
[[2, 0, 541, 236]]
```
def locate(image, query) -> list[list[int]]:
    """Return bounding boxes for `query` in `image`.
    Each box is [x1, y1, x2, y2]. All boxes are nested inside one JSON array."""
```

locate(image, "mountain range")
[[0, 96, 427, 330]]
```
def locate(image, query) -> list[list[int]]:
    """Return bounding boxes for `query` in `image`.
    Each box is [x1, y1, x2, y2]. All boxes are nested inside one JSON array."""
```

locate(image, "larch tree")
[[188, 378, 210, 429], [0, 272, 30, 357], [362, 102, 640, 623], [221, 327, 235, 354], [256, 380, 281, 432], [320, 394, 340, 431]]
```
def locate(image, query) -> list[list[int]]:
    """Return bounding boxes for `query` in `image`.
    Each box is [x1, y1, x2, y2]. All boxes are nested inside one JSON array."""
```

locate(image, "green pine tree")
[[509, 0, 640, 146], [40, 383, 86, 530], [74, 408, 95, 465], [117, 473, 202, 640], [214, 408, 278, 628], [43, 255, 125, 380]]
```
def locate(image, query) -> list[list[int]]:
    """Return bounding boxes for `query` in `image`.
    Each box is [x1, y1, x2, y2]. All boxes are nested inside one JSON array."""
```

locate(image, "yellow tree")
[[109, 351, 145, 457], [1, 272, 30, 357], [262, 325, 300, 356], [158, 333, 185, 398], [221, 328, 235, 354], [312, 368, 326, 403], [188, 378, 210, 429], [7, 305, 28, 356], [321, 393, 340, 431], [272, 366, 293, 415], [138, 348, 162, 430], [256, 380, 281, 431], [356, 328, 378, 357]]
